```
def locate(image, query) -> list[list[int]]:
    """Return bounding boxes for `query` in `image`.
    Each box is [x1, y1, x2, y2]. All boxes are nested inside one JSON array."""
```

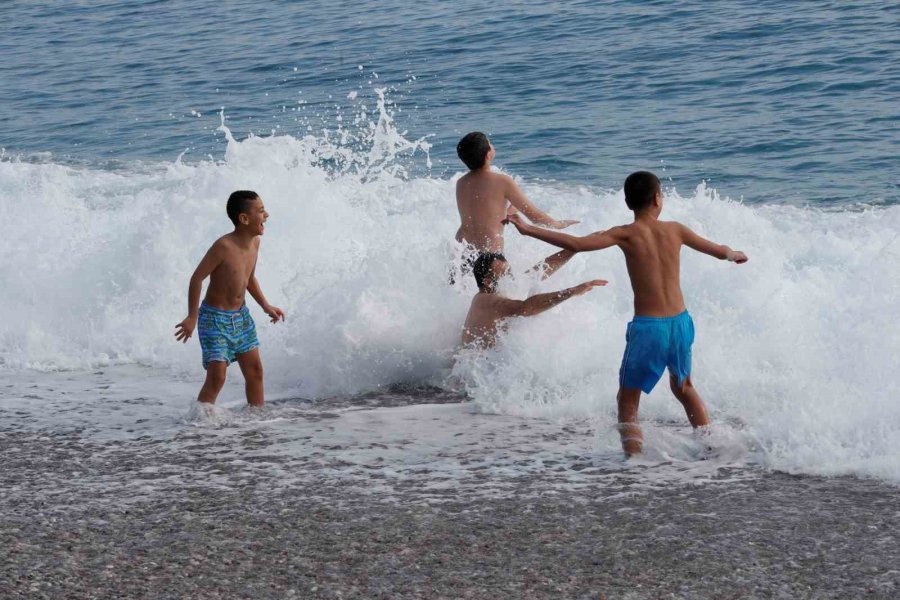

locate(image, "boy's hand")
[[503, 213, 529, 233], [550, 219, 580, 229], [175, 317, 196, 343], [572, 279, 608, 296], [726, 250, 748, 264], [264, 304, 286, 323]]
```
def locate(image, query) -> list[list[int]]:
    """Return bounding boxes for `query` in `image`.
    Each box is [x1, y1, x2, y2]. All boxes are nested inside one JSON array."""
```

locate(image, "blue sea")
[[2, 1, 897, 205], [2, 0, 900, 506]]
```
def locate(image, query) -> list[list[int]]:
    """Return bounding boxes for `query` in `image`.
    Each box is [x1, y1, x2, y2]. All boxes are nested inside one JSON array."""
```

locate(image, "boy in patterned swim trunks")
[[507, 172, 748, 456], [175, 190, 285, 407]]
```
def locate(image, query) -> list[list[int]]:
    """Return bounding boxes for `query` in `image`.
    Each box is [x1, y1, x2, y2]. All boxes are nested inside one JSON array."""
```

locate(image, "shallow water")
[[1, 366, 758, 503]]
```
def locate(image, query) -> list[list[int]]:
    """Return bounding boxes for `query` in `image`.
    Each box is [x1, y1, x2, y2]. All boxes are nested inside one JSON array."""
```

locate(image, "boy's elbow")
[[566, 239, 586, 253], [511, 302, 532, 318]]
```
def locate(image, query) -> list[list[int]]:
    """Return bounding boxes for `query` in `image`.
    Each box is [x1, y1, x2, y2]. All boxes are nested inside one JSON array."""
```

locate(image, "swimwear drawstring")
[[231, 314, 238, 333]]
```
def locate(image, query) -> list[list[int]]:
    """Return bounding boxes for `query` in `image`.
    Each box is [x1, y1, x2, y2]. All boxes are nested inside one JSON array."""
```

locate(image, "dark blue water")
[[1, 0, 897, 205]]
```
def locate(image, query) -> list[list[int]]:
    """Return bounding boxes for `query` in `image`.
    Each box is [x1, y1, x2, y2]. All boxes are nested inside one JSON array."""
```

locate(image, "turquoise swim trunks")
[[619, 310, 695, 393], [197, 302, 259, 369]]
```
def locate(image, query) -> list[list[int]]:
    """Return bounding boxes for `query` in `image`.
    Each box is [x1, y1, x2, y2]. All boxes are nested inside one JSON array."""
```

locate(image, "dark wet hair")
[[226, 190, 260, 225], [472, 252, 507, 291], [623, 171, 661, 212], [457, 132, 491, 170]]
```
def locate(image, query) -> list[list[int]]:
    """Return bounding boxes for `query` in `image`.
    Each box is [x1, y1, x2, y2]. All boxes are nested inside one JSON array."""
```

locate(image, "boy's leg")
[[236, 348, 264, 407], [198, 362, 227, 404], [617, 386, 643, 456], [669, 375, 710, 428]]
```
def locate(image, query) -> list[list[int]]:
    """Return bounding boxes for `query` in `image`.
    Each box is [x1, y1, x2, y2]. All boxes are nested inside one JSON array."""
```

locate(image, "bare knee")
[[670, 375, 692, 398], [205, 365, 227, 389], [669, 376, 683, 397], [242, 360, 264, 382]]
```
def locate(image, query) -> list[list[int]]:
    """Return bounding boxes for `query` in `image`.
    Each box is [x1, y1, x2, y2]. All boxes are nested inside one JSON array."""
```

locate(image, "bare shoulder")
[[209, 234, 233, 253], [211, 233, 243, 257], [660, 220, 686, 229], [492, 295, 524, 317], [495, 172, 517, 187], [473, 292, 516, 313], [605, 223, 631, 240], [216, 232, 237, 245], [661, 220, 691, 238]]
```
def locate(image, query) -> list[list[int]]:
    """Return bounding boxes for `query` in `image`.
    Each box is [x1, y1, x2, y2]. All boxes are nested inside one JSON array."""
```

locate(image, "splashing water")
[[2, 91, 899, 485]]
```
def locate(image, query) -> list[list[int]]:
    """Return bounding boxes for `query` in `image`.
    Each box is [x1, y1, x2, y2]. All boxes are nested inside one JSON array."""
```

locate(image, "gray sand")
[[2, 427, 899, 600]]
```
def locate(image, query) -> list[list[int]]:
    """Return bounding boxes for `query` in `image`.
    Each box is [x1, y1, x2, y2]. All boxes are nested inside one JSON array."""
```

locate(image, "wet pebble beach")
[[3, 379, 898, 600]]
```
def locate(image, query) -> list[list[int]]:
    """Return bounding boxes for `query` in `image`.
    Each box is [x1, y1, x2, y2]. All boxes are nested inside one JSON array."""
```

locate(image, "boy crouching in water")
[[175, 190, 285, 407], [462, 250, 607, 347], [507, 172, 747, 456]]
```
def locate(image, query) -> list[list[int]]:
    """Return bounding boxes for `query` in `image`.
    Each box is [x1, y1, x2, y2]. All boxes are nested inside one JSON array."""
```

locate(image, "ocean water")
[[2, 1, 899, 493]]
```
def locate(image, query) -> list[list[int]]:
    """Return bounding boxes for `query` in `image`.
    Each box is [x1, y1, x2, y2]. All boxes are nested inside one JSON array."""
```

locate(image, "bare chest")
[[213, 250, 257, 286]]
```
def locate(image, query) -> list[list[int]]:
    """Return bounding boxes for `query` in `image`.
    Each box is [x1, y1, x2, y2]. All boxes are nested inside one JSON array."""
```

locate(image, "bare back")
[[203, 233, 260, 310], [456, 170, 511, 253], [615, 220, 686, 317], [461, 292, 516, 346]]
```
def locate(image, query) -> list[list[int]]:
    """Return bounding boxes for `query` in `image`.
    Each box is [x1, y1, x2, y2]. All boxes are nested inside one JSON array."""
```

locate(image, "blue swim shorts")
[[618, 310, 695, 393], [197, 302, 259, 369]]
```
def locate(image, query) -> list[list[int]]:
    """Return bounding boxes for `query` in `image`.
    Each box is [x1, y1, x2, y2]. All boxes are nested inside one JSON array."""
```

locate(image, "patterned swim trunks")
[[197, 302, 259, 369]]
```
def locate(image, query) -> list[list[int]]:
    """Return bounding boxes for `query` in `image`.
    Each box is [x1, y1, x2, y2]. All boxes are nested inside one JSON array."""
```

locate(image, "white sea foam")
[[2, 96, 899, 485]]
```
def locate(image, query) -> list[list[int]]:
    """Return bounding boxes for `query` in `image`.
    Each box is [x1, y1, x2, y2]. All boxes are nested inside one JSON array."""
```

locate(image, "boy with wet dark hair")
[[226, 190, 262, 225], [175, 190, 285, 407], [461, 250, 607, 347], [456, 132, 493, 171], [454, 131, 578, 259], [506, 171, 748, 456]]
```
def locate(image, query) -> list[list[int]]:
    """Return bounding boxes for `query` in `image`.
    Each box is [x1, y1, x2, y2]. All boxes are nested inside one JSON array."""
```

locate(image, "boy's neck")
[[633, 209, 660, 222], [231, 228, 257, 245]]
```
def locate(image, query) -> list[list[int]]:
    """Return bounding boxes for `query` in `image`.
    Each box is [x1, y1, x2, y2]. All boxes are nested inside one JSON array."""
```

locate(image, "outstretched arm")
[[505, 213, 621, 253], [678, 224, 748, 263], [247, 268, 285, 323], [504, 175, 578, 229], [175, 243, 225, 343], [505, 279, 607, 318], [524, 249, 576, 281]]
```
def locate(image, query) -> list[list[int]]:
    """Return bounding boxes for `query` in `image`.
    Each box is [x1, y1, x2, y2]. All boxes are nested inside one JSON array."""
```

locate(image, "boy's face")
[[239, 197, 268, 235]]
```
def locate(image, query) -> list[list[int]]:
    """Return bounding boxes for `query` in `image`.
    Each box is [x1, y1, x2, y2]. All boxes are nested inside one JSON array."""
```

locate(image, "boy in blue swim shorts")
[[507, 171, 748, 456], [175, 191, 285, 407]]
